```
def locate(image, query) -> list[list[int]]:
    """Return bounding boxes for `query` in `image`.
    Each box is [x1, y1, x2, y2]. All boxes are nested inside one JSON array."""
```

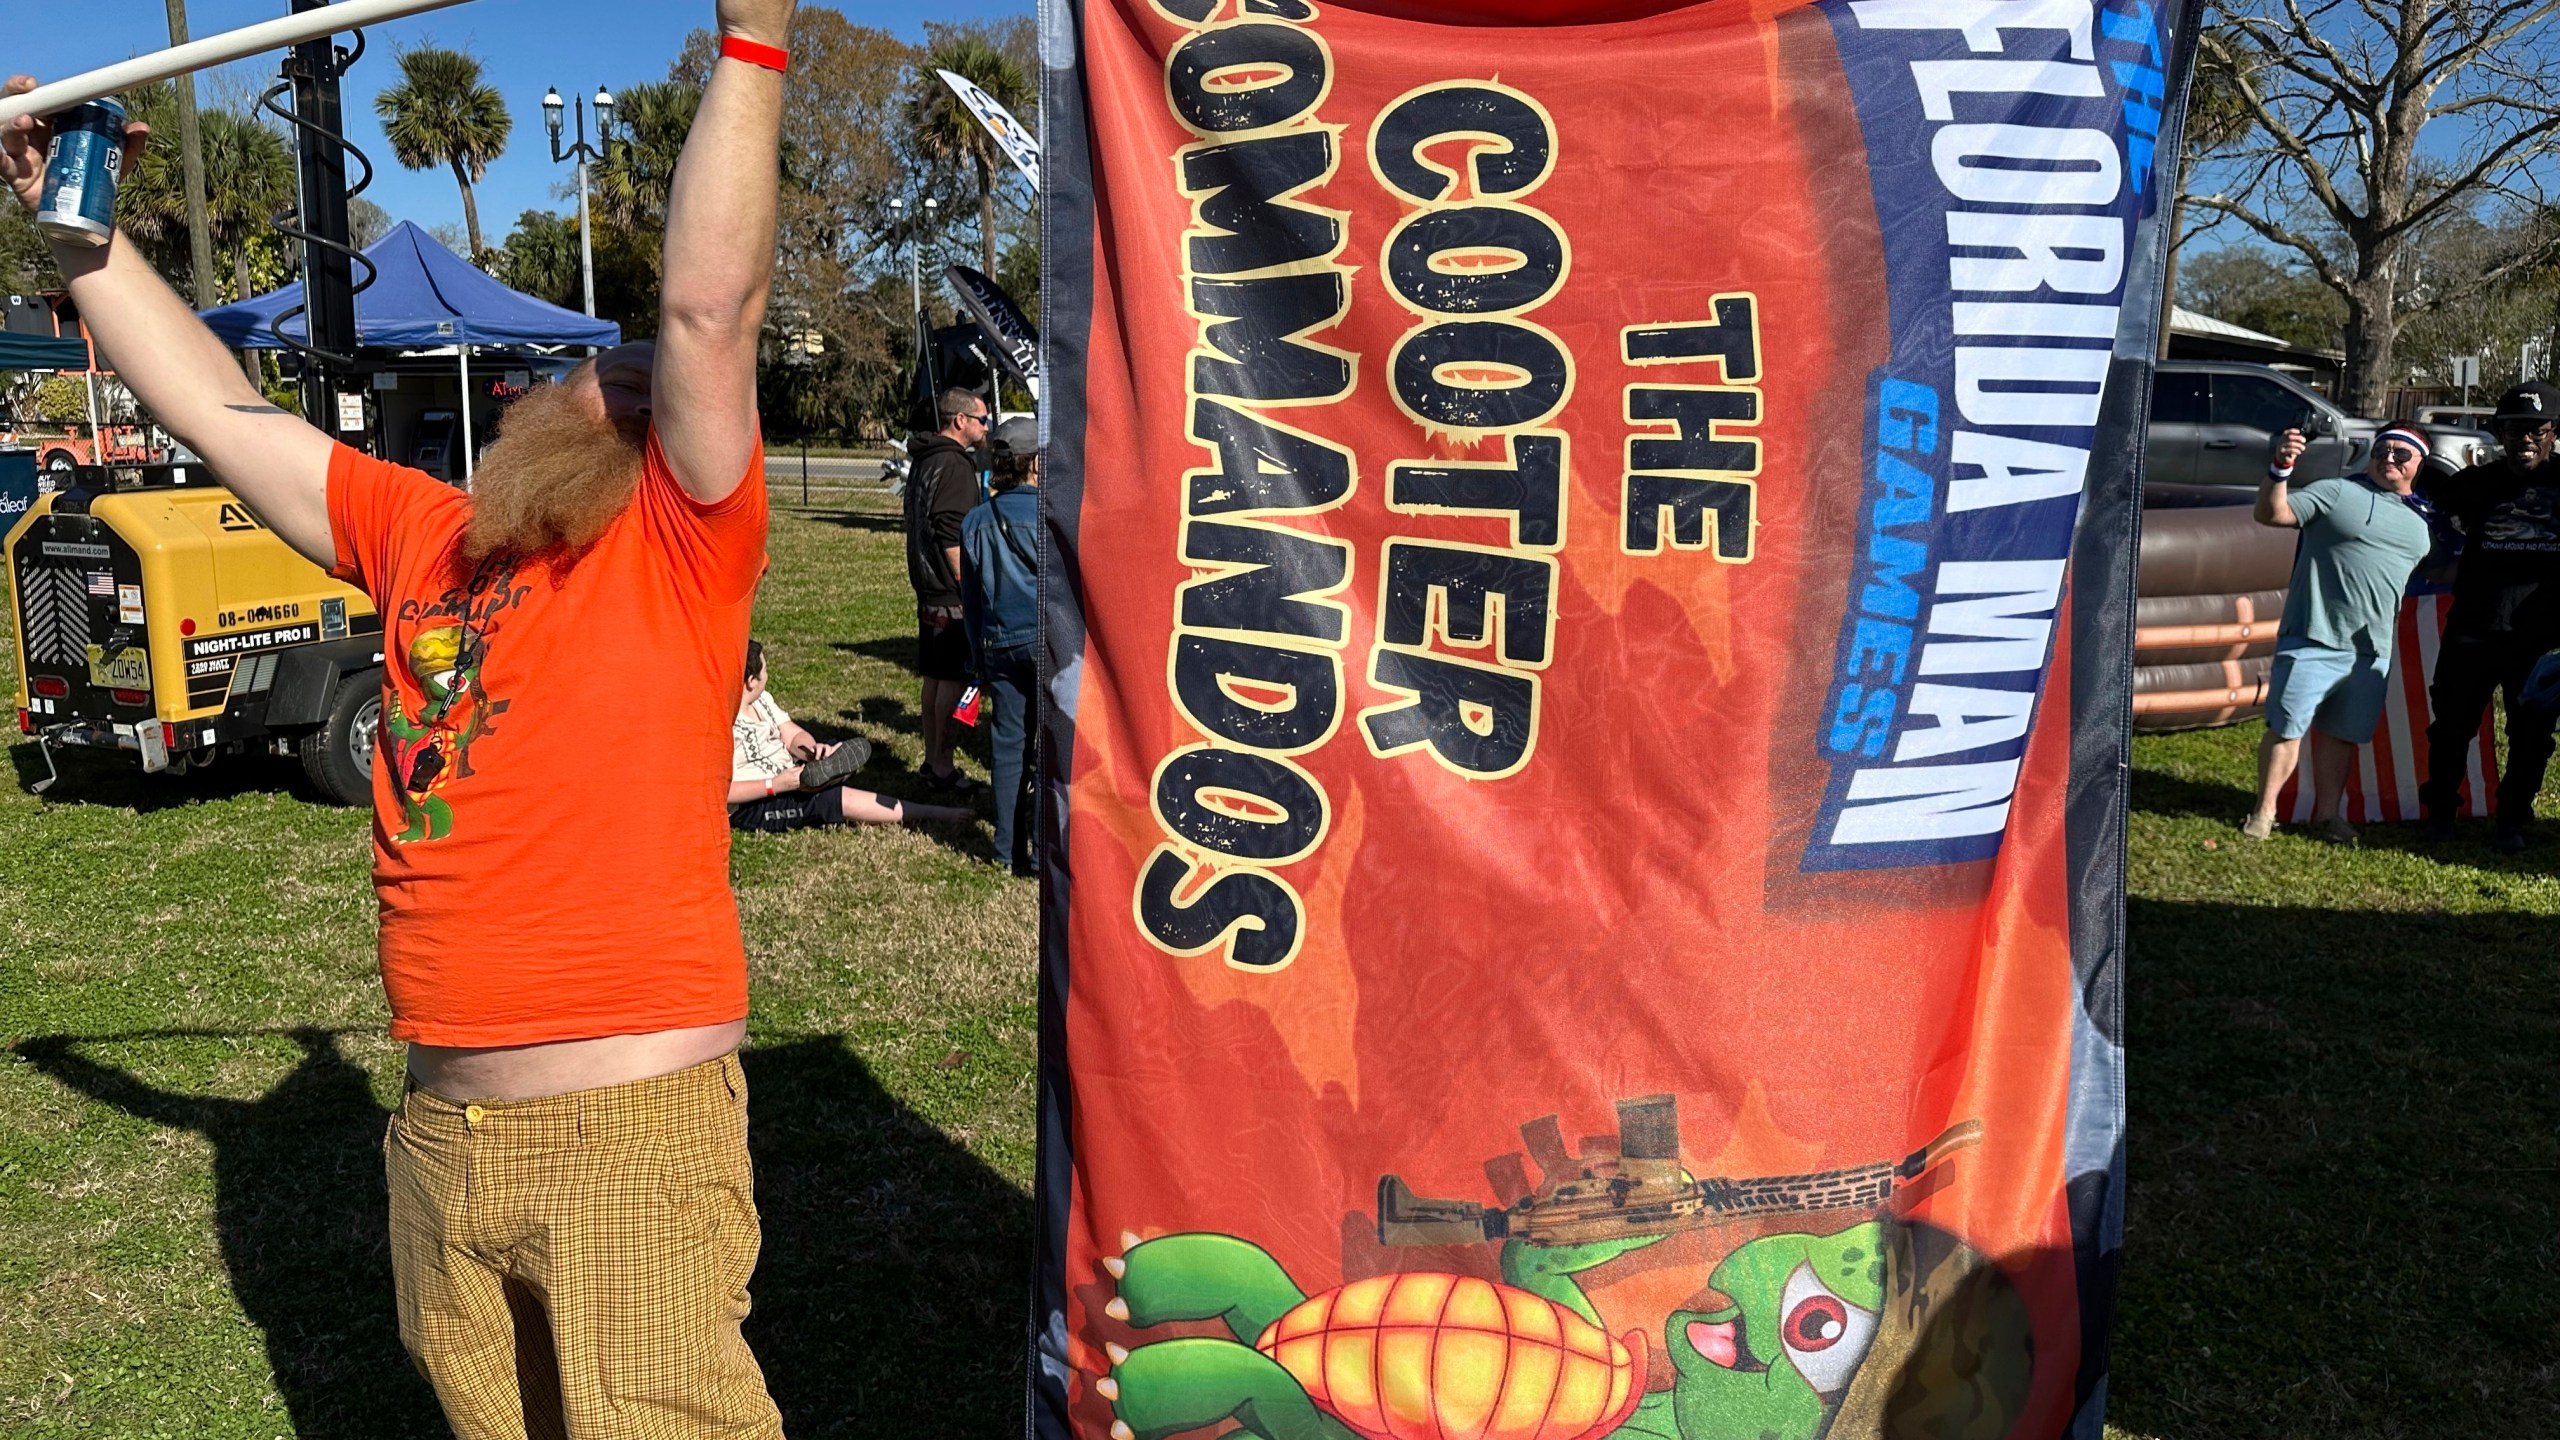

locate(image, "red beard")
[[460, 380, 645, 564]]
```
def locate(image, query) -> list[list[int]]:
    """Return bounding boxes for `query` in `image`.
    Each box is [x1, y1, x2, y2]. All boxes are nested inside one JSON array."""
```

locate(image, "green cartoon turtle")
[[1099, 1218, 2030, 1440]]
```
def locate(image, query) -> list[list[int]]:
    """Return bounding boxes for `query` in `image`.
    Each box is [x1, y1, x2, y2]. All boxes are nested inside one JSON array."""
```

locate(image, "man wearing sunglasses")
[[2242, 425, 2436, 842], [905, 387, 994, 792], [2417, 380, 2560, 849]]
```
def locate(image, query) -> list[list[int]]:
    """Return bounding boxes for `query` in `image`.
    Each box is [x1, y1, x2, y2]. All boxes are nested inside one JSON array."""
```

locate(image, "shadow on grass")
[[4, 739, 323, 812], [2112, 898, 2559, 1439], [803, 511, 903, 534], [16, 1029, 444, 1438], [2127, 762, 2259, 824], [834, 636, 924, 674], [741, 1037, 1028, 1435], [17, 1032, 1028, 1437]]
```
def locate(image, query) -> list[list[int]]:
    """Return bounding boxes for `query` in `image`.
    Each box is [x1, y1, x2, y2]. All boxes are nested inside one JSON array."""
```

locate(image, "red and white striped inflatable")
[[2279, 592, 2497, 822]]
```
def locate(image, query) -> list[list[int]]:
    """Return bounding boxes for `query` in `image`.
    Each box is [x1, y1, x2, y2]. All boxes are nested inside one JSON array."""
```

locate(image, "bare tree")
[[2188, 0, 2560, 413]]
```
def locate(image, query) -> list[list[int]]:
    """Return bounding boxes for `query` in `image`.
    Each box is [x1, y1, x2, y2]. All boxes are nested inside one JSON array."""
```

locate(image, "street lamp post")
[[543, 85, 616, 321]]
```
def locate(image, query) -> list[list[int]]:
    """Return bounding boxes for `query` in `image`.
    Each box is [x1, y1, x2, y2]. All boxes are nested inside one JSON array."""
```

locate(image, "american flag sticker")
[[86, 572, 115, 598]]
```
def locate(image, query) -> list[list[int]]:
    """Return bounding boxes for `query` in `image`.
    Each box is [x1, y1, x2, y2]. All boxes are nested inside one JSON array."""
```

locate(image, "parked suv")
[[2148, 360, 2373, 490]]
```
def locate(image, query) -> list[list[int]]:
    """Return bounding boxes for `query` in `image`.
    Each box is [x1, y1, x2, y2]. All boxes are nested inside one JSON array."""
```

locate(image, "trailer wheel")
[[301, 672, 382, 807]]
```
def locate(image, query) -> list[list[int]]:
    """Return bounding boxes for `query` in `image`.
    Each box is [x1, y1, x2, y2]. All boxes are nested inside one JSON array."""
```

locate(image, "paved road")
[[761, 452, 894, 484]]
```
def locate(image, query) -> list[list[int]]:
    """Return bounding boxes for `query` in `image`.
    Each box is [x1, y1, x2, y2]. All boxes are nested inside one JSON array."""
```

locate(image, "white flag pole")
[[0, 0, 480, 125]]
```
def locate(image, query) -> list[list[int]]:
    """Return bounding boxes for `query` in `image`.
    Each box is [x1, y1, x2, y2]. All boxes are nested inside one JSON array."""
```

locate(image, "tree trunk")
[[2158, 194, 2186, 362], [2340, 261, 2398, 419], [976, 145, 998, 279], [233, 242, 262, 389], [454, 159, 486, 260], [164, 0, 217, 309]]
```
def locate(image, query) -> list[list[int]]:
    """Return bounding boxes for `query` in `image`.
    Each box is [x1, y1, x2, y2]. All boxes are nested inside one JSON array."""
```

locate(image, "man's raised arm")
[[1, 79, 335, 566], [652, 0, 797, 503]]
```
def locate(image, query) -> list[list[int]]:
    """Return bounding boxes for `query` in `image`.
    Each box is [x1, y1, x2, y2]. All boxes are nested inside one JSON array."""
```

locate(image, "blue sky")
[[20, 1, 1031, 245]]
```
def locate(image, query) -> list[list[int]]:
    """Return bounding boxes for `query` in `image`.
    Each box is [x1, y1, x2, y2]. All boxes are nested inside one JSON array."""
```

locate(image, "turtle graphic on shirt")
[[384, 622, 510, 844]]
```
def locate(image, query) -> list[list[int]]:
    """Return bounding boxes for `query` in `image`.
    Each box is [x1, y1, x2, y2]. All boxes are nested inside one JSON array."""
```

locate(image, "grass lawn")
[[2, 485, 2554, 1438]]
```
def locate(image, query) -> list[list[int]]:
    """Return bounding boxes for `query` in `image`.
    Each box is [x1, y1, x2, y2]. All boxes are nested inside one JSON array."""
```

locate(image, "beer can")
[[36, 98, 127, 248]]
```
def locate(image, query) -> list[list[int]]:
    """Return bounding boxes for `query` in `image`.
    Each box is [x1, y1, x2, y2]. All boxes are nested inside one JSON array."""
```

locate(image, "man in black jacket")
[[2420, 380, 2560, 849], [905, 387, 990, 790]]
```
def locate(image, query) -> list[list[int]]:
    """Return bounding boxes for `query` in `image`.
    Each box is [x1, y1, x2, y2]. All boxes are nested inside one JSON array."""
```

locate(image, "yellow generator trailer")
[[8, 467, 385, 805]]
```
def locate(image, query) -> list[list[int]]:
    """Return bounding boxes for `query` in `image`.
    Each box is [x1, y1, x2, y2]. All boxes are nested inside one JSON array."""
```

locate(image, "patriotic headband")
[[2377, 427, 2431, 456]]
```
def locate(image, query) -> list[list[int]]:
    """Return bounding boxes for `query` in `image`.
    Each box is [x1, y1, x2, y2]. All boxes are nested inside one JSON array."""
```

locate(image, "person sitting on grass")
[[2242, 424, 2437, 843], [729, 641, 970, 831]]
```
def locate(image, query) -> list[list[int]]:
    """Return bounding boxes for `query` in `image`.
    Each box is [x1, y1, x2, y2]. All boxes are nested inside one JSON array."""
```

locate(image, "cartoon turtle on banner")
[[1095, 1097, 2031, 1440]]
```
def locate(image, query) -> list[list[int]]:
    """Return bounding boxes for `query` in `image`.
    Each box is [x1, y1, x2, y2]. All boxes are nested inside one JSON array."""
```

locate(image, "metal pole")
[[459, 342, 475, 485], [576, 100, 598, 320], [800, 437, 809, 506], [0, 0, 480, 123]]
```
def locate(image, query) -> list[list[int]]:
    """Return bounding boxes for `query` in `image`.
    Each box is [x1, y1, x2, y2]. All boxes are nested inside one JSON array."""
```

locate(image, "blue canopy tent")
[[0, 332, 92, 371], [200, 222, 620, 478], [0, 329, 106, 438]]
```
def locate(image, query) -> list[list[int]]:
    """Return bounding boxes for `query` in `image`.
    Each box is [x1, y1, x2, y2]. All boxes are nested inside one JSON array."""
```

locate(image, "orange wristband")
[[721, 36, 789, 72]]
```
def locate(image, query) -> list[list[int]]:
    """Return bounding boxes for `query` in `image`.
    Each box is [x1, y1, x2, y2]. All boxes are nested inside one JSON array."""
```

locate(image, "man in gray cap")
[[2420, 379, 2560, 849], [962, 416, 1042, 875]]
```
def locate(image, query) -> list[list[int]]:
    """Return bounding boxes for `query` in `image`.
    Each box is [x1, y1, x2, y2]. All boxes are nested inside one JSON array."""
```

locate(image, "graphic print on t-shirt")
[[384, 562, 521, 844], [2479, 484, 2560, 550]]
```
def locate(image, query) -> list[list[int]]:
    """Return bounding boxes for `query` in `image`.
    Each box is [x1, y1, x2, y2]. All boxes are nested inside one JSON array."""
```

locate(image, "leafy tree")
[[2394, 213, 2560, 393], [2178, 247, 2347, 351], [904, 27, 1032, 279], [349, 197, 394, 251], [374, 45, 512, 259], [31, 375, 89, 425], [199, 107, 296, 306], [672, 11, 918, 434], [997, 235, 1039, 326], [0, 206, 57, 293], [491, 209, 580, 308], [489, 208, 659, 334], [590, 79, 700, 293], [2190, 0, 2560, 413]]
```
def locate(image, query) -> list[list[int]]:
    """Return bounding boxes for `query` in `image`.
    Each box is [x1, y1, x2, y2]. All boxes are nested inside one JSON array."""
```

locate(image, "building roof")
[[2170, 306, 2287, 346], [2168, 306, 2341, 361]]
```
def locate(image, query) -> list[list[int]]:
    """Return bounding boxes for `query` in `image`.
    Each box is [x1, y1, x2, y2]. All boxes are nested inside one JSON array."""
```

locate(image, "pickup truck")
[[2147, 360, 2497, 494]]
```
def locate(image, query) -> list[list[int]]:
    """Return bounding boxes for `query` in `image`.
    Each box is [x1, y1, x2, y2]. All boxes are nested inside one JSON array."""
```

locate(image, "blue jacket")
[[962, 485, 1041, 657]]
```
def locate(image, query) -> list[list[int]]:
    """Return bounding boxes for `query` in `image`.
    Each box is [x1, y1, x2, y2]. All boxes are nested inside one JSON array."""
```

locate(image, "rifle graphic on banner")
[[1378, 1094, 1983, 1248]]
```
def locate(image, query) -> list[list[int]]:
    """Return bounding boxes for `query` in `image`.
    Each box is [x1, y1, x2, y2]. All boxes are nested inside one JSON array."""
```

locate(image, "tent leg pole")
[[459, 344, 473, 487]]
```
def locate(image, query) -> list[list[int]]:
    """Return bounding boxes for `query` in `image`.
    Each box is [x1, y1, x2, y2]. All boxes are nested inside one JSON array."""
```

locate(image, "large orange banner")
[[1030, 3, 2195, 1436]]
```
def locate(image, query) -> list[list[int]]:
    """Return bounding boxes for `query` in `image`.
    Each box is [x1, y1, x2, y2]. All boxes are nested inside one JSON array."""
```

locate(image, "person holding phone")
[[2242, 424, 2435, 842]]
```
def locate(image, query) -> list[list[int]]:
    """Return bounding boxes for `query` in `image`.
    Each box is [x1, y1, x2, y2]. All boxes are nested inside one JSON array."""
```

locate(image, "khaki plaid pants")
[[384, 1055, 785, 1439]]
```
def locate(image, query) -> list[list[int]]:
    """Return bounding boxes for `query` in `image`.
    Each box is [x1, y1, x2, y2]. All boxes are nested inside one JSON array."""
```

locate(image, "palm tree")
[[591, 82, 698, 238], [108, 83, 187, 264], [199, 109, 296, 306], [903, 34, 1031, 278], [374, 46, 512, 258]]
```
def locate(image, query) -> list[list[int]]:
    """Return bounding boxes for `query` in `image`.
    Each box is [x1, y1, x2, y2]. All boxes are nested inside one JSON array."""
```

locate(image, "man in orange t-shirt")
[[7, 2, 798, 1433]]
